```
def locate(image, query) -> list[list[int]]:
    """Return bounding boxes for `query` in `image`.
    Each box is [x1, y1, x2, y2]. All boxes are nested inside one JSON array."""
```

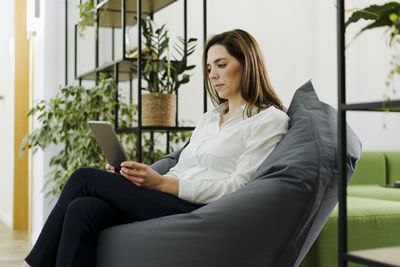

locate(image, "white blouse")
[[165, 102, 290, 204]]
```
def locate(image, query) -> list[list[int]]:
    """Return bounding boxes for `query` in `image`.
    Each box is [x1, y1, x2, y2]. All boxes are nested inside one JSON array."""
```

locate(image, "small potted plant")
[[140, 18, 197, 127]]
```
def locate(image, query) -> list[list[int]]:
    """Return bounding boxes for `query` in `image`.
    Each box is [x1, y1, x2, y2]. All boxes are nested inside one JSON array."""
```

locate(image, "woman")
[[23, 29, 289, 267]]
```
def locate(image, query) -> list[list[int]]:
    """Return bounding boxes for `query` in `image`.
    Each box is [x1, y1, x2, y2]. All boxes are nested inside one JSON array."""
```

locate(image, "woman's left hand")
[[120, 161, 163, 190]]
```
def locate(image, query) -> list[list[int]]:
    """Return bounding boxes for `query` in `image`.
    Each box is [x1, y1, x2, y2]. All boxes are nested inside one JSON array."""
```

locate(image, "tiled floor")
[[0, 220, 32, 267]]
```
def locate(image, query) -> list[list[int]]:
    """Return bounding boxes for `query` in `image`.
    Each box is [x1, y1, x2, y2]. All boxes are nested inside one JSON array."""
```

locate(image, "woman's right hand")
[[106, 163, 116, 173]]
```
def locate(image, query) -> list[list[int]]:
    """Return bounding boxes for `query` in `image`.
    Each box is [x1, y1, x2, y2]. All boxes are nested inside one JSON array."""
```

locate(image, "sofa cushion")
[[385, 152, 400, 185], [96, 81, 362, 267], [348, 185, 400, 202], [300, 196, 400, 267], [350, 152, 386, 185]]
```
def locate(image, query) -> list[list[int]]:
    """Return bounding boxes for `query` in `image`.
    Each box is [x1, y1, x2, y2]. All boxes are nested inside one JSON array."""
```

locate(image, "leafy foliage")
[[20, 75, 191, 197], [167, 36, 197, 93], [346, 2, 400, 104], [345, 2, 400, 43], [141, 17, 197, 94], [142, 19, 169, 93], [77, 0, 94, 36]]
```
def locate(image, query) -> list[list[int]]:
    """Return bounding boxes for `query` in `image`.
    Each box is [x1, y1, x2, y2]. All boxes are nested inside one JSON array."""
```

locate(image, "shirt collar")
[[213, 102, 229, 114], [212, 102, 257, 119]]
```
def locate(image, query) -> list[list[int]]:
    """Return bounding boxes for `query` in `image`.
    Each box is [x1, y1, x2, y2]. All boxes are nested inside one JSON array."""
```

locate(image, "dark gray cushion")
[[96, 80, 362, 267], [149, 145, 185, 175]]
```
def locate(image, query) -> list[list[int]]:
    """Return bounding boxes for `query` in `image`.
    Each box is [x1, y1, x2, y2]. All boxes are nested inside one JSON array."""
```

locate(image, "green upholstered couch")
[[300, 151, 400, 267]]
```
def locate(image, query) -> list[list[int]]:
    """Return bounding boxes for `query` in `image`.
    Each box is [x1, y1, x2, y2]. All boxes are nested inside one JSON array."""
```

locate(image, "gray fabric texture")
[[293, 101, 361, 266], [96, 80, 362, 267]]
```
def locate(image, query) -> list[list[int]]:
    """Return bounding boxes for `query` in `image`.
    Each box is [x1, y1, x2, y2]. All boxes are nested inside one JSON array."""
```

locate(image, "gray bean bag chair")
[[96, 80, 362, 267]]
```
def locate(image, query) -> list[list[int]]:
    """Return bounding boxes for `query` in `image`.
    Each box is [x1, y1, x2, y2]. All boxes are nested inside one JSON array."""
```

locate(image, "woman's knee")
[[64, 197, 120, 230], [70, 167, 97, 179], [66, 167, 98, 187], [65, 198, 87, 214], [64, 198, 97, 226], [60, 198, 99, 242]]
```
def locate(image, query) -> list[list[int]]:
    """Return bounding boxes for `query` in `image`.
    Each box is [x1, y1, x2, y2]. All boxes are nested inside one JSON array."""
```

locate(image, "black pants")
[[25, 167, 202, 267]]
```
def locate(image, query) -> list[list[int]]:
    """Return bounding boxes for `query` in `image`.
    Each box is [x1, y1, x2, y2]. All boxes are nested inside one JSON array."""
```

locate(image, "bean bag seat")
[[96, 80, 362, 267]]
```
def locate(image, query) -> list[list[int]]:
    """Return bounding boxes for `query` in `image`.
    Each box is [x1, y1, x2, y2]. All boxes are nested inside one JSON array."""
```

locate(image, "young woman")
[[23, 29, 289, 267]]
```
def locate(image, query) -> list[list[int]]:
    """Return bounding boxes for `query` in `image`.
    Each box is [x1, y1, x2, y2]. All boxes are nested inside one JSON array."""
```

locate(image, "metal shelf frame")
[[337, 0, 400, 266], [342, 100, 400, 112], [72, 0, 208, 162]]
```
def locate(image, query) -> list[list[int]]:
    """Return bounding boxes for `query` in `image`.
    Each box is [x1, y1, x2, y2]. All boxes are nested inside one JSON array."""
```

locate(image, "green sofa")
[[300, 151, 400, 267]]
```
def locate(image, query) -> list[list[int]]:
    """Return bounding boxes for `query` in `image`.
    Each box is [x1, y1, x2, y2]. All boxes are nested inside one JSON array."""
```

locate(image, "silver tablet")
[[88, 121, 128, 171]]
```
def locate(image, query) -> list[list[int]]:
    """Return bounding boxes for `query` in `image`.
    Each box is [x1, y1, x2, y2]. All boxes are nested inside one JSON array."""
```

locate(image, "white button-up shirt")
[[166, 102, 290, 204]]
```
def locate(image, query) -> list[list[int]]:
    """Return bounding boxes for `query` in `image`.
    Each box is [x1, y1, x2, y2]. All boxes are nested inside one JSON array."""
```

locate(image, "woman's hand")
[[120, 161, 163, 190], [119, 161, 179, 196], [105, 163, 116, 173]]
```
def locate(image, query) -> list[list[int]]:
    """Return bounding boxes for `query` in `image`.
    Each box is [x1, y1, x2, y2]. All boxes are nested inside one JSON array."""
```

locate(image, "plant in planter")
[[346, 2, 400, 103], [140, 17, 197, 127], [20, 74, 191, 197]]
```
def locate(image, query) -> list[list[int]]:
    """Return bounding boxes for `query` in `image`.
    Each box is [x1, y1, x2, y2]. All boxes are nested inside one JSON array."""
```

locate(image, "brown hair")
[[202, 29, 283, 117]]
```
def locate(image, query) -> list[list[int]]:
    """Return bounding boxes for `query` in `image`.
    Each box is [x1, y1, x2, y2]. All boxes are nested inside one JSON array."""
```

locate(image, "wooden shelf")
[[75, 57, 179, 82], [76, 58, 138, 81], [85, 0, 178, 28], [347, 246, 400, 267]]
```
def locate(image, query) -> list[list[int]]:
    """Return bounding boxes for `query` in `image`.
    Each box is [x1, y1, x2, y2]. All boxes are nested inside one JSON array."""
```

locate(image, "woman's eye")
[[218, 64, 227, 68], [207, 68, 211, 73]]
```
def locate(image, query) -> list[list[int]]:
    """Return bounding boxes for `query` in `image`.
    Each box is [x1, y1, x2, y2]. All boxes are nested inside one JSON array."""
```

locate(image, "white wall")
[[24, 0, 400, 240], [0, 0, 15, 227], [28, 0, 65, 242]]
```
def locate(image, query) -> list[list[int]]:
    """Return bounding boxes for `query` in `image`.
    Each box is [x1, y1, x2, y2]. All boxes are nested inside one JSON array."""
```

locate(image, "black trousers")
[[25, 167, 202, 267]]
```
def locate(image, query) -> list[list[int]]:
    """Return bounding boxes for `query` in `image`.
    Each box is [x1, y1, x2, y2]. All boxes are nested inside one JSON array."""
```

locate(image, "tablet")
[[88, 121, 128, 171]]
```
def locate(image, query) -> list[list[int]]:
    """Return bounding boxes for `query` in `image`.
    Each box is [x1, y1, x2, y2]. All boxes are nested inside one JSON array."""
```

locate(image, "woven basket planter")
[[142, 93, 176, 127]]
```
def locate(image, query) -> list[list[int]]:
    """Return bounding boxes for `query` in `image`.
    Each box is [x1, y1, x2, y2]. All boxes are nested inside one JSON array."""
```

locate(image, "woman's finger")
[[120, 172, 143, 186], [106, 163, 114, 169], [106, 163, 115, 173], [121, 161, 147, 170], [120, 167, 144, 178]]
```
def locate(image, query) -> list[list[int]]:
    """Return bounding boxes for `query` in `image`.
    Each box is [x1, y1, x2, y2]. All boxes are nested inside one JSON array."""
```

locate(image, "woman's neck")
[[226, 96, 246, 116]]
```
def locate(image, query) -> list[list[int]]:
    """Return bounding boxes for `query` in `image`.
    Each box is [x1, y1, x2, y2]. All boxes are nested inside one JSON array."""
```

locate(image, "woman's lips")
[[215, 84, 224, 89]]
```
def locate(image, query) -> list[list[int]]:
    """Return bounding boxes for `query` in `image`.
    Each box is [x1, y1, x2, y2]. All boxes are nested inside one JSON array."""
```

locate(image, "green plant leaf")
[[77, 0, 95, 36], [139, 17, 197, 94], [346, 2, 400, 38]]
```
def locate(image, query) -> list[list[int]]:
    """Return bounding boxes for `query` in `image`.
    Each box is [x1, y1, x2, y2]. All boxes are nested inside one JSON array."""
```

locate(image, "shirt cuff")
[[178, 179, 197, 203]]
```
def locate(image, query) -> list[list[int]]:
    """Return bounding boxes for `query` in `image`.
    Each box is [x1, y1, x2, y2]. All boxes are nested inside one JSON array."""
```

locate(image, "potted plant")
[[346, 2, 400, 103], [140, 17, 197, 127]]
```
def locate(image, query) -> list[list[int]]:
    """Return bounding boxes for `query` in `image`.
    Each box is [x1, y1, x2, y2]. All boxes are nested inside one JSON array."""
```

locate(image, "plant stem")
[[167, 41, 171, 94]]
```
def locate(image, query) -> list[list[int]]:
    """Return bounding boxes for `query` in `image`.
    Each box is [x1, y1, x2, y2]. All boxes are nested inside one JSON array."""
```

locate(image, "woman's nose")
[[209, 67, 218, 79]]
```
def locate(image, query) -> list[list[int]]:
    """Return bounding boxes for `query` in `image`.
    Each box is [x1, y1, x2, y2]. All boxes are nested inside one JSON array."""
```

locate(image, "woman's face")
[[207, 44, 243, 101]]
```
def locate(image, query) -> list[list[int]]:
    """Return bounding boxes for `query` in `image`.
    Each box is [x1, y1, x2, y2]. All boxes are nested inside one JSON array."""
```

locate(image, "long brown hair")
[[203, 29, 283, 117]]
